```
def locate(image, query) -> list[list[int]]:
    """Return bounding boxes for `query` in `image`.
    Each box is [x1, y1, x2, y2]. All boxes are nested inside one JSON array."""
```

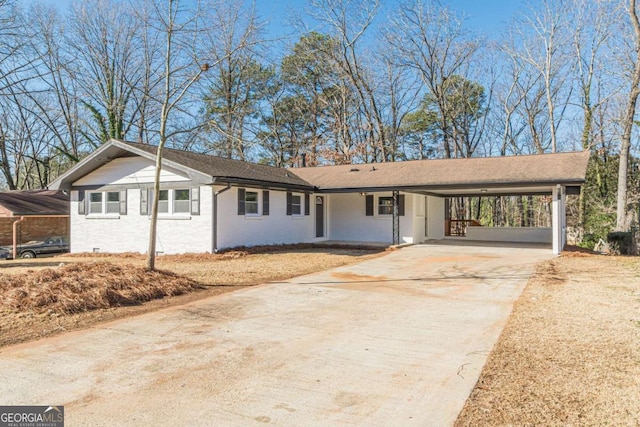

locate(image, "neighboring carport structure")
[[0, 190, 70, 259], [292, 151, 591, 254]]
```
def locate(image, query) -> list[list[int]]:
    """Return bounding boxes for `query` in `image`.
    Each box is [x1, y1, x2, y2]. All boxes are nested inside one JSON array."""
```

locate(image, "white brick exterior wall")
[[70, 157, 213, 254], [216, 186, 315, 249], [67, 156, 431, 253], [71, 186, 213, 254]]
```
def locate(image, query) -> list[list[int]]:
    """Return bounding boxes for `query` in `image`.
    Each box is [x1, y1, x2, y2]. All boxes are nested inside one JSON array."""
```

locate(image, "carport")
[[0, 190, 70, 259], [292, 151, 590, 254]]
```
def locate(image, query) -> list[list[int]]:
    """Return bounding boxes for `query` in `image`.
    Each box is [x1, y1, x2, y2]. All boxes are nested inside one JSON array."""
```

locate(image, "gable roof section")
[[48, 139, 590, 195], [291, 151, 591, 193], [127, 142, 312, 189], [49, 139, 313, 191], [0, 190, 69, 216]]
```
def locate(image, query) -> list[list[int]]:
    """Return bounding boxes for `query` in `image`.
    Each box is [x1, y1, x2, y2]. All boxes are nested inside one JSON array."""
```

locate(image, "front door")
[[315, 196, 325, 238]]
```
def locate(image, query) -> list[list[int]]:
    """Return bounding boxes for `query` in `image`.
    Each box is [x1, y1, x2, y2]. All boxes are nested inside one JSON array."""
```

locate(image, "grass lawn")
[[456, 252, 640, 426]]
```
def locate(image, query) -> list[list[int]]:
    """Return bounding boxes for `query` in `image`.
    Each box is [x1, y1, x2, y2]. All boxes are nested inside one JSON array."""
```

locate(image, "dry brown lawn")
[[456, 252, 640, 426], [0, 245, 385, 348]]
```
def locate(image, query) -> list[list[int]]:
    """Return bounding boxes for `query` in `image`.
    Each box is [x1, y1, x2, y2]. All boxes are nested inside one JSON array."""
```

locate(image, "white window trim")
[[244, 190, 261, 217], [87, 214, 121, 219], [290, 193, 303, 216], [86, 191, 121, 218], [377, 195, 394, 217], [156, 188, 192, 217]]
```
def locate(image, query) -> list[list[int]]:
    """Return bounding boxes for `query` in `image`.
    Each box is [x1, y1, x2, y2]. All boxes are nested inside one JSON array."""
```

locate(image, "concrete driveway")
[[0, 243, 552, 426]]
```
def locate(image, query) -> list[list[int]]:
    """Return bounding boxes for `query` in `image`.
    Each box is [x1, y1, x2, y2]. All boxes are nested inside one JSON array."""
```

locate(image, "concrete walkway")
[[0, 243, 552, 426]]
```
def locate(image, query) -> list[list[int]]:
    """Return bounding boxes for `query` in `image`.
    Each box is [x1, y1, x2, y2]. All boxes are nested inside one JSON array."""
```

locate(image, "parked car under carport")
[[0, 236, 69, 259]]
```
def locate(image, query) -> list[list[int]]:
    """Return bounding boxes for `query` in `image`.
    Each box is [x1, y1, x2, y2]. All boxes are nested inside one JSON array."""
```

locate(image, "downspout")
[[12, 216, 25, 260], [212, 184, 231, 253]]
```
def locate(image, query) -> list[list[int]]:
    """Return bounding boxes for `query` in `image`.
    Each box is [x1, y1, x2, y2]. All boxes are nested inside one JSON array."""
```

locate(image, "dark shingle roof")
[[0, 190, 69, 215], [48, 139, 590, 194], [122, 142, 313, 189]]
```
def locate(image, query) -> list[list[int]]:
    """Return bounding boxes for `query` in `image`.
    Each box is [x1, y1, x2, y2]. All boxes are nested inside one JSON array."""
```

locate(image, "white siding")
[[426, 196, 445, 240], [326, 192, 415, 244], [71, 186, 213, 254], [74, 157, 189, 186], [216, 187, 315, 249], [466, 226, 552, 243], [412, 194, 427, 243]]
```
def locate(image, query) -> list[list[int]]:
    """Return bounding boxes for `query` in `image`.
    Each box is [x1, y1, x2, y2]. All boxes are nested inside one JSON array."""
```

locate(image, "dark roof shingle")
[[123, 142, 312, 189], [0, 190, 69, 215]]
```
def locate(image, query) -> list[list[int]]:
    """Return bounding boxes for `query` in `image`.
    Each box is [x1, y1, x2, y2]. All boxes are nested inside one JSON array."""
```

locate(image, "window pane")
[[174, 201, 189, 213], [174, 189, 190, 213], [378, 197, 393, 215], [89, 192, 102, 214], [158, 190, 169, 213], [106, 192, 120, 214], [245, 191, 258, 214], [246, 202, 258, 214], [291, 195, 301, 215], [175, 189, 189, 201]]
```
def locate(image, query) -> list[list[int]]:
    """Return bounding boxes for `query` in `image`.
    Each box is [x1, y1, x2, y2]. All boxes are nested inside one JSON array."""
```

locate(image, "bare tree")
[[306, 0, 414, 163], [388, 0, 480, 158], [200, 0, 269, 160], [508, 0, 573, 153], [144, 0, 210, 271], [24, 4, 84, 164], [571, 0, 619, 150], [615, 0, 640, 231], [65, 0, 143, 144]]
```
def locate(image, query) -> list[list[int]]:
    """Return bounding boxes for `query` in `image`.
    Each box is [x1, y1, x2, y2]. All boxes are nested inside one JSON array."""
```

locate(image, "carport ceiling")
[[410, 184, 581, 198]]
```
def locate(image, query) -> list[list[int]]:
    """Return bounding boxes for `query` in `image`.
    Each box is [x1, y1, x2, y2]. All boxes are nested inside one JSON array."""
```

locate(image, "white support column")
[[561, 185, 567, 249], [552, 185, 566, 255]]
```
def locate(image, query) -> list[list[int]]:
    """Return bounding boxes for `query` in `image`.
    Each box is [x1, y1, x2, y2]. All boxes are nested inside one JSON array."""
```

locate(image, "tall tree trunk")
[[616, 0, 640, 231]]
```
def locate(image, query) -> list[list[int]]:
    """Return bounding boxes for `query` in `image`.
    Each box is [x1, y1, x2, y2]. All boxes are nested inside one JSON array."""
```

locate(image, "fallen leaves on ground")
[[0, 262, 202, 314], [0, 246, 385, 347]]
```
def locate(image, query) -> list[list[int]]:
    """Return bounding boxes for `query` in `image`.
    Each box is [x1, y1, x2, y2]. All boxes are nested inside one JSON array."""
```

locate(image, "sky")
[[35, 0, 527, 39], [253, 0, 526, 39]]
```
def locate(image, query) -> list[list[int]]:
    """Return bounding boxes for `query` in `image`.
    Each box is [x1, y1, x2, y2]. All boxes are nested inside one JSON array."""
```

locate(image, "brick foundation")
[[0, 217, 70, 245]]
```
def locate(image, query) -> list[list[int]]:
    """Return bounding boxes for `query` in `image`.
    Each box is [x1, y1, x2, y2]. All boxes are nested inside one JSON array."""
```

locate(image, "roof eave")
[[213, 177, 315, 192], [49, 139, 215, 190], [314, 179, 586, 193]]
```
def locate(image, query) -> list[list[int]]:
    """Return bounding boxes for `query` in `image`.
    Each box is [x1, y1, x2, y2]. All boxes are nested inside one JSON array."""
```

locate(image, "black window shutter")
[[140, 189, 148, 215], [191, 187, 200, 215], [304, 193, 310, 216], [365, 194, 374, 216], [119, 189, 127, 215], [238, 188, 246, 215], [399, 194, 405, 216], [78, 190, 86, 215], [263, 190, 270, 216], [286, 192, 292, 216]]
